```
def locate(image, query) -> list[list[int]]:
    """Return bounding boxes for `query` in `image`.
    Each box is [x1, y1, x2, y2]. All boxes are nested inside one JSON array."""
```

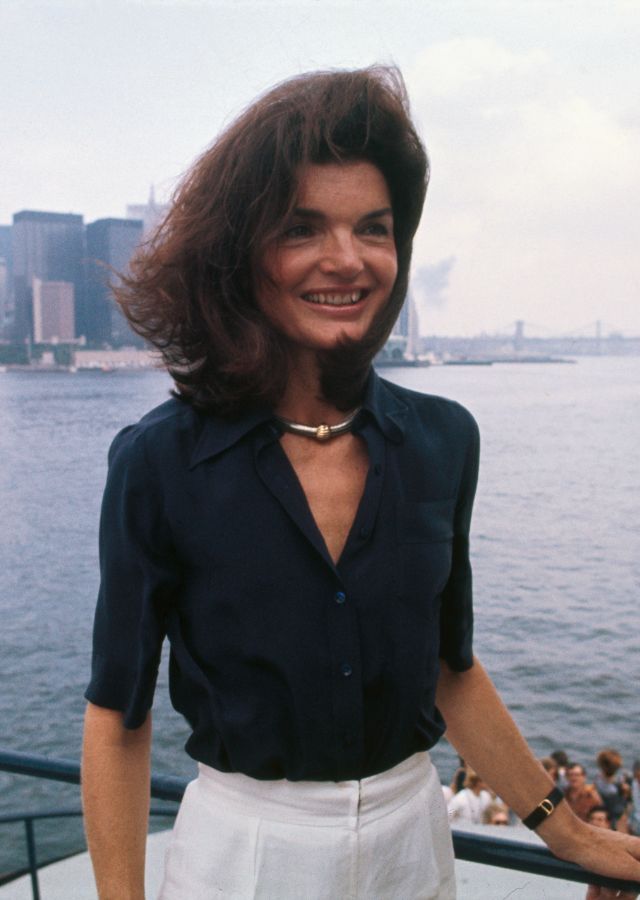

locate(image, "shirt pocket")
[[396, 499, 456, 604]]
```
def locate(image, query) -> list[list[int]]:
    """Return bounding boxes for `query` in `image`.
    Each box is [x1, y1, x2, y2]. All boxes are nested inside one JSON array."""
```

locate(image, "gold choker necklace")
[[275, 408, 361, 441]]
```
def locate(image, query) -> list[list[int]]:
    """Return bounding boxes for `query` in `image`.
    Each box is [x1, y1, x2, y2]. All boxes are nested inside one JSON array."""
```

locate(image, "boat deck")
[[0, 824, 586, 899]]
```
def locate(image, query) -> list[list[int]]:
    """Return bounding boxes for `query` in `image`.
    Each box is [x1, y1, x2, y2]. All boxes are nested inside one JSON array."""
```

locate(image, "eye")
[[361, 221, 392, 237], [282, 223, 313, 240]]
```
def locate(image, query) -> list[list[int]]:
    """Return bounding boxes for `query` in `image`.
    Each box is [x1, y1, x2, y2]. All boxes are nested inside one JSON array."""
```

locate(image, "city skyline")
[[3, 198, 637, 343], [1, 196, 638, 343], [2, 1, 639, 336]]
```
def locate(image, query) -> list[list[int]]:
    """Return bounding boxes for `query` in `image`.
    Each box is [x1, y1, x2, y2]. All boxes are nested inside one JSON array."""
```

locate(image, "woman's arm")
[[82, 702, 152, 900], [436, 657, 640, 885]]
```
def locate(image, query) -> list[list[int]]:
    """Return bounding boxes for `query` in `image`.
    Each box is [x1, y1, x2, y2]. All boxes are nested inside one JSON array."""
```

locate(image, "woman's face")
[[256, 160, 398, 357]]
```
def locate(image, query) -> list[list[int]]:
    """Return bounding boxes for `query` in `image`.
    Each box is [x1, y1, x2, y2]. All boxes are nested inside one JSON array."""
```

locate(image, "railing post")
[[24, 818, 41, 900]]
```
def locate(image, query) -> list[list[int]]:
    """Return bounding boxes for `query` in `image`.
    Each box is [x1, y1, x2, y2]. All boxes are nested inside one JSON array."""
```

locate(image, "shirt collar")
[[188, 368, 408, 467], [358, 369, 408, 443], [189, 407, 275, 468]]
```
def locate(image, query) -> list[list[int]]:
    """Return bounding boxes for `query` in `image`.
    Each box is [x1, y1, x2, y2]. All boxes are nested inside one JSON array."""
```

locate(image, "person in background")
[[629, 762, 640, 836], [565, 763, 604, 822], [447, 771, 492, 825], [451, 757, 468, 794], [588, 806, 613, 829], [443, 757, 468, 805], [586, 806, 636, 900], [483, 801, 510, 826], [551, 749, 570, 791], [541, 756, 560, 784], [594, 749, 631, 831]]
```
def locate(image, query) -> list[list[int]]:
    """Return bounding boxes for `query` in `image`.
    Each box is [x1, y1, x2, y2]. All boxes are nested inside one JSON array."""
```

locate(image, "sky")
[[1, 0, 639, 337]]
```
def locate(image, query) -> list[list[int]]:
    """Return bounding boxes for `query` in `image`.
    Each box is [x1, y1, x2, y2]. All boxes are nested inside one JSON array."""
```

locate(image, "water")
[[0, 358, 638, 874]]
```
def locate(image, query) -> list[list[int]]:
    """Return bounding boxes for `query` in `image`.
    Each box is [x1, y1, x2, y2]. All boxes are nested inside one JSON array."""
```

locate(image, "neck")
[[276, 351, 356, 425]]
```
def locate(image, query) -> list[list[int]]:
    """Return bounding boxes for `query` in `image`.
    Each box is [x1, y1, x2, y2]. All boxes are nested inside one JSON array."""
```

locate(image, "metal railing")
[[0, 749, 182, 899], [0, 806, 177, 900], [1, 748, 639, 898]]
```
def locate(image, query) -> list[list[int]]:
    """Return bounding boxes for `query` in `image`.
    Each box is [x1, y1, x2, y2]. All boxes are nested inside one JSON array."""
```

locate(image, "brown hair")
[[597, 749, 622, 778], [116, 66, 429, 414]]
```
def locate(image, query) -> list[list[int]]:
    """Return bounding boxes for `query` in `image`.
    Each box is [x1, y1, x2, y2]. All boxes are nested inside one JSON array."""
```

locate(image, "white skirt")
[[159, 751, 456, 900]]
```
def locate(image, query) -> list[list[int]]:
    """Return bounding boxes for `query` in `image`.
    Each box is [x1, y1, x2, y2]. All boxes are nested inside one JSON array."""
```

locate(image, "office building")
[[11, 211, 84, 341], [126, 185, 168, 237], [390, 293, 421, 358], [395, 295, 410, 338], [0, 224, 13, 337], [0, 258, 8, 337], [0, 225, 11, 264], [32, 278, 75, 343], [85, 217, 144, 345]]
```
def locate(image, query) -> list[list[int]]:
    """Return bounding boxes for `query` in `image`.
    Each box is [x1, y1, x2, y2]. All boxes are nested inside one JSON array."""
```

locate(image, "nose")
[[318, 230, 364, 279]]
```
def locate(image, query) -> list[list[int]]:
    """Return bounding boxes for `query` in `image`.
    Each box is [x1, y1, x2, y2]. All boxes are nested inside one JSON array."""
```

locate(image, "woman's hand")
[[540, 817, 640, 897], [436, 657, 640, 895], [586, 887, 636, 900]]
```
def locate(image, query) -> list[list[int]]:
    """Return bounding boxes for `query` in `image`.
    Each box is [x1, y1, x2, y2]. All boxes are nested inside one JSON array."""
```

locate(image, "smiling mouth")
[[301, 290, 367, 306]]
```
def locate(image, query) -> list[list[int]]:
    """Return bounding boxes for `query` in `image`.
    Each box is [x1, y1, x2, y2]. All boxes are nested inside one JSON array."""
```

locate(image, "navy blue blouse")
[[85, 371, 479, 782]]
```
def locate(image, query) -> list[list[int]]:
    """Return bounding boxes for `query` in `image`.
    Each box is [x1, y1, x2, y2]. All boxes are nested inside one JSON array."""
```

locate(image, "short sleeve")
[[85, 425, 179, 728], [439, 411, 480, 671]]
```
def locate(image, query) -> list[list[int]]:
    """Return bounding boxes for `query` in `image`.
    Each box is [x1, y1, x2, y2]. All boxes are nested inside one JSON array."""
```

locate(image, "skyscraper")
[[395, 295, 410, 339], [390, 293, 421, 358], [0, 225, 11, 265], [0, 225, 12, 338], [11, 211, 84, 342], [32, 278, 75, 343], [0, 225, 11, 337], [85, 218, 144, 345], [0, 259, 8, 338], [126, 185, 168, 237]]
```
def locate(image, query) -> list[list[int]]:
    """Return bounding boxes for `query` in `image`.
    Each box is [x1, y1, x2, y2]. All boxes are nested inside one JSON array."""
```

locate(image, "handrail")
[[2, 748, 640, 896], [452, 831, 640, 892], [0, 806, 177, 899], [0, 748, 187, 801], [0, 806, 179, 826]]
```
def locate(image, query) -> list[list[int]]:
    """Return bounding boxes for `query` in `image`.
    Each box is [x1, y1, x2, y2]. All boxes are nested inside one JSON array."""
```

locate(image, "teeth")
[[303, 291, 363, 306]]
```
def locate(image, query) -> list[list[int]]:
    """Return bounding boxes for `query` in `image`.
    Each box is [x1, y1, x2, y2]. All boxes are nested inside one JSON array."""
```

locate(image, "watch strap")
[[522, 786, 565, 830]]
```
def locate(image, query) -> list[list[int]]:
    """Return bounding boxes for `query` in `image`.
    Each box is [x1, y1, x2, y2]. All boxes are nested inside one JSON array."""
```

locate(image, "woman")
[[595, 749, 631, 830], [447, 771, 492, 825], [82, 66, 640, 899]]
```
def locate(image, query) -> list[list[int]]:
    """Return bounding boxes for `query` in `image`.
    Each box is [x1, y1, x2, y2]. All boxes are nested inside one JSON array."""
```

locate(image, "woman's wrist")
[[521, 786, 565, 830], [534, 801, 590, 856]]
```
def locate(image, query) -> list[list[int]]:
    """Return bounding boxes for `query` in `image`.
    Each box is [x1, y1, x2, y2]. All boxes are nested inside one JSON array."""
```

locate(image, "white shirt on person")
[[447, 788, 492, 824]]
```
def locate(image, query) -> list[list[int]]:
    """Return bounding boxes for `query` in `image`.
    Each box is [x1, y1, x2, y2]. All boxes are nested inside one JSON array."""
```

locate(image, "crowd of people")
[[443, 749, 640, 898], [444, 748, 640, 834]]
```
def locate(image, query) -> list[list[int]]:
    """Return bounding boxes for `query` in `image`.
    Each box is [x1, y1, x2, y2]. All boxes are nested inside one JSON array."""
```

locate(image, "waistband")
[[193, 752, 435, 827]]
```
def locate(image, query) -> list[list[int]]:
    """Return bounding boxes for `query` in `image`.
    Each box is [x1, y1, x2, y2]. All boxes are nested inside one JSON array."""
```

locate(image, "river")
[[0, 356, 638, 874]]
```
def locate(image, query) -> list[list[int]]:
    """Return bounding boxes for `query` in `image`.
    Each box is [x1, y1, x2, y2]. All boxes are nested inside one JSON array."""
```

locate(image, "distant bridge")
[[491, 319, 639, 342]]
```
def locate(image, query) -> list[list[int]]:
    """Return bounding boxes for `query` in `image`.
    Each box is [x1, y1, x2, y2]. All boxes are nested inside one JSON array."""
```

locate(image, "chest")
[[280, 433, 369, 564]]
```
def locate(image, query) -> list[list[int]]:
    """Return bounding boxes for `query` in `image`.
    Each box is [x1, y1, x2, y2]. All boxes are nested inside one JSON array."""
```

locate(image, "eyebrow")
[[292, 206, 394, 221]]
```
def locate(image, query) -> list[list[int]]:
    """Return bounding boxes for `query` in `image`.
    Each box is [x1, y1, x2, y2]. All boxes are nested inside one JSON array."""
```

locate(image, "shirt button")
[[335, 591, 346, 604], [359, 526, 369, 540], [373, 463, 382, 476], [341, 663, 353, 677]]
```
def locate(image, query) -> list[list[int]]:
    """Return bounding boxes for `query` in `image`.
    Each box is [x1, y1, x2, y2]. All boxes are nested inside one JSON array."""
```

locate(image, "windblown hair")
[[116, 66, 429, 414]]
